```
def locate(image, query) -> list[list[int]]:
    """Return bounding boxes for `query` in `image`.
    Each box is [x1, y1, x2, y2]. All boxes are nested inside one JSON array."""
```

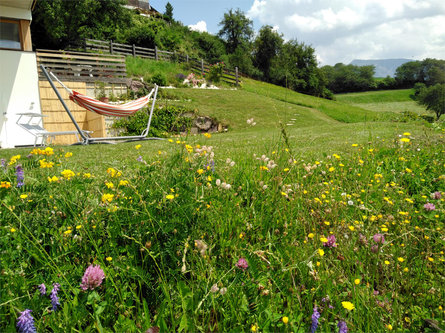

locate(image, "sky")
[[149, 0, 445, 66]]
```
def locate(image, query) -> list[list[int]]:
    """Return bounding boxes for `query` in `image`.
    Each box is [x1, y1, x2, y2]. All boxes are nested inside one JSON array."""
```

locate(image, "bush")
[[206, 62, 225, 84], [151, 73, 167, 86], [112, 105, 195, 137]]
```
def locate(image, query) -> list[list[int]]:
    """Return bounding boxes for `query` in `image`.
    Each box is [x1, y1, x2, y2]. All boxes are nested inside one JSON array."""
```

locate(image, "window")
[[0, 19, 22, 50]]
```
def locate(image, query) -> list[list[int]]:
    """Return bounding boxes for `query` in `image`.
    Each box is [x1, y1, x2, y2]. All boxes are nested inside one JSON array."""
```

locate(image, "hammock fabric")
[[69, 90, 151, 117]]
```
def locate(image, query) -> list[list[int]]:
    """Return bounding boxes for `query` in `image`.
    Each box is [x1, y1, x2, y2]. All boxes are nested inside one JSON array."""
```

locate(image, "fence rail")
[[36, 49, 128, 84], [84, 39, 240, 86]]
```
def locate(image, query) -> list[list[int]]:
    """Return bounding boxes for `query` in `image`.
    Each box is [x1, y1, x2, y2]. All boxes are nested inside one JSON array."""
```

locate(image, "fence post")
[[201, 59, 204, 76], [155, 46, 158, 61], [132, 44, 136, 57], [186, 54, 189, 63], [110, 40, 113, 54], [235, 67, 239, 86]]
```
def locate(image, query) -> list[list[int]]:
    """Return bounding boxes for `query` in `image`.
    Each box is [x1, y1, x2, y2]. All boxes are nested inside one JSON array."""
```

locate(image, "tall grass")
[[1, 127, 444, 331]]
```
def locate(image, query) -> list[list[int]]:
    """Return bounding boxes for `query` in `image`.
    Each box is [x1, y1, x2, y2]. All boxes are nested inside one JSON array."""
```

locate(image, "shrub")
[[151, 73, 167, 86], [206, 62, 225, 84], [112, 105, 194, 137]]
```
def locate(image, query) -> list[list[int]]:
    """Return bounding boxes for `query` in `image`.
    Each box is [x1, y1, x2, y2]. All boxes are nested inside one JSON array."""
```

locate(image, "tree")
[[31, 0, 130, 49], [417, 84, 445, 120], [164, 2, 174, 22], [218, 9, 253, 54], [253, 25, 283, 81]]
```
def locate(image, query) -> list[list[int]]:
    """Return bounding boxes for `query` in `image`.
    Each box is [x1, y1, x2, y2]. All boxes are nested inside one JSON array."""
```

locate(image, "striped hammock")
[[69, 90, 152, 117], [49, 71, 153, 117]]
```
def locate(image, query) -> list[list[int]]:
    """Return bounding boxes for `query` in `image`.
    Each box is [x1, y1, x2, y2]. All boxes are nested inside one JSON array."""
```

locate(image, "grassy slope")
[[336, 89, 428, 114]]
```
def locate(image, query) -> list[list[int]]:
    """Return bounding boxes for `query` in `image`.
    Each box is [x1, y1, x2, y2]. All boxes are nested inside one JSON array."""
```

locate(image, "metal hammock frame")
[[41, 64, 161, 145]]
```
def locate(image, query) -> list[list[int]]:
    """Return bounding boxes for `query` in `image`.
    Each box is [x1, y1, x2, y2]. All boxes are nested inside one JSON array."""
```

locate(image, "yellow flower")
[[354, 279, 360, 285], [348, 226, 355, 231], [308, 233, 315, 239], [403, 132, 411, 136], [351, 144, 358, 147], [61, 169, 75, 179], [320, 237, 328, 243], [0, 181, 12, 188], [397, 257, 404, 262], [342, 301, 355, 311], [386, 324, 393, 330], [76, 225, 82, 230], [20, 194, 28, 199], [427, 257, 434, 262], [83, 173, 91, 178], [9, 154, 21, 165], [106, 257, 112, 262], [384, 260, 390, 265], [318, 249, 325, 257], [48, 176, 59, 183], [282, 316, 289, 324], [197, 169, 204, 175], [328, 167, 335, 172], [105, 182, 114, 189], [135, 144, 142, 150], [166, 194, 175, 200], [119, 180, 129, 186], [101, 193, 114, 203], [400, 138, 410, 143], [107, 168, 122, 178], [403, 267, 409, 272], [251, 324, 258, 332], [64, 229, 72, 235], [203, 133, 211, 138], [65, 152, 73, 158], [260, 166, 269, 171], [10, 228, 16, 233]]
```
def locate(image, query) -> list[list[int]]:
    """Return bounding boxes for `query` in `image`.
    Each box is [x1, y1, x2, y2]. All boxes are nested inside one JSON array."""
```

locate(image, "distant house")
[[0, 0, 43, 148], [124, 0, 160, 16]]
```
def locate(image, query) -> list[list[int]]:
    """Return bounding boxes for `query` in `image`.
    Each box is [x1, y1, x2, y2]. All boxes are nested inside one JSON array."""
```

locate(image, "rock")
[[194, 116, 213, 131], [129, 80, 145, 92]]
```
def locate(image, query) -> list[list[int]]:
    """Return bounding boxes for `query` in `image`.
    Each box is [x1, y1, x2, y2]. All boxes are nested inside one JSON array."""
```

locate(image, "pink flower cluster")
[[80, 264, 105, 291]]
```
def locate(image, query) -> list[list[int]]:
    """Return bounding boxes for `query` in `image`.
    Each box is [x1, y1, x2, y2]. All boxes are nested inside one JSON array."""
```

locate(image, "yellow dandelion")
[[166, 194, 175, 200], [318, 249, 325, 257], [354, 279, 360, 285], [10, 228, 16, 233], [282, 316, 289, 324], [106, 257, 112, 262], [342, 301, 355, 311]]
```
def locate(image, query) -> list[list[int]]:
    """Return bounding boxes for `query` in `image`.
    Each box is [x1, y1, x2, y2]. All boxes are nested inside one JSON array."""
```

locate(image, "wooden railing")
[[36, 49, 127, 84], [84, 39, 240, 86]]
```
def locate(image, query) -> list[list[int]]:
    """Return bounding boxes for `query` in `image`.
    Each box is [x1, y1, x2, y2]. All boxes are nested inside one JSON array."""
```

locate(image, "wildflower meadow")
[[1, 127, 444, 332]]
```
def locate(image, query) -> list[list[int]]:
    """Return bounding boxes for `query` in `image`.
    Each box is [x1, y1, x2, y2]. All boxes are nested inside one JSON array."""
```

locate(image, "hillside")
[[350, 58, 412, 77]]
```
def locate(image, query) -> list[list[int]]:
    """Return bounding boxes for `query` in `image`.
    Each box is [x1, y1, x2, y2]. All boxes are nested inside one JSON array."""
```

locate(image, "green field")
[[336, 89, 429, 115], [1, 72, 444, 332]]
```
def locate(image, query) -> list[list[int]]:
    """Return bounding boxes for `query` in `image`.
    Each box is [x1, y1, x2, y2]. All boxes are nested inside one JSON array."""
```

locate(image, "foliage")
[[395, 58, 445, 88], [321, 63, 377, 93], [253, 25, 283, 81], [31, 0, 131, 49], [206, 62, 225, 84], [111, 105, 194, 137], [151, 73, 167, 86], [218, 9, 254, 54], [164, 2, 174, 22], [416, 83, 445, 120]]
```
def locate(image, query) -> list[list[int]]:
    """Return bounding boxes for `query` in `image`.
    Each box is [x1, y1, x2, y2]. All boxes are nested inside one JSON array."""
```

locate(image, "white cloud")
[[248, 0, 445, 65], [189, 20, 207, 33]]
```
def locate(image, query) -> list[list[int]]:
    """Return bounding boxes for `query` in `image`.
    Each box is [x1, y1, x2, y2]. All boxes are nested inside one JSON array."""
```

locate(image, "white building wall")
[[0, 50, 42, 148]]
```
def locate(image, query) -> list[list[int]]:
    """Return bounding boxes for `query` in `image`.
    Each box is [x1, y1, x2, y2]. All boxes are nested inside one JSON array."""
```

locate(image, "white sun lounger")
[[16, 112, 91, 146]]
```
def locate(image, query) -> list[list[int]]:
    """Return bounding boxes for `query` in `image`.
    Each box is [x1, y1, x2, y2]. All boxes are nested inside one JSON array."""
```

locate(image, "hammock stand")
[[40, 65, 161, 145]]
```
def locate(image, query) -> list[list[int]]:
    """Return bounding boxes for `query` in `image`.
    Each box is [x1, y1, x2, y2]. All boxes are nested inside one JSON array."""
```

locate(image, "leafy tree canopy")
[[416, 83, 445, 120], [218, 9, 253, 54]]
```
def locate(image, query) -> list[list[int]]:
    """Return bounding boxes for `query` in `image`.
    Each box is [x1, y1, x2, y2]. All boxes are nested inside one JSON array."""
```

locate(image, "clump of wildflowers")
[[432, 191, 442, 200], [337, 320, 348, 333], [323, 235, 337, 248], [50, 283, 60, 311], [373, 233, 385, 244], [311, 307, 321, 333], [15, 165, 24, 188], [423, 203, 436, 211], [80, 264, 105, 291], [38, 283, 46, 296], [16, 309, 36, 333], [236, 257, 248, 270]]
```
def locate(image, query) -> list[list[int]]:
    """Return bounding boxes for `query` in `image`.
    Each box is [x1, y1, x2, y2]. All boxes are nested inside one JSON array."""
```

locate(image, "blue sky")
[[149, 0, 445, 66]]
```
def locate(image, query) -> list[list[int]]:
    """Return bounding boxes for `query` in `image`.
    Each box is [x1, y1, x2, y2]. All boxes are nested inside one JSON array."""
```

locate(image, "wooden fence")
[[36, 49, 128, 84], [84, 39, 240, 86]]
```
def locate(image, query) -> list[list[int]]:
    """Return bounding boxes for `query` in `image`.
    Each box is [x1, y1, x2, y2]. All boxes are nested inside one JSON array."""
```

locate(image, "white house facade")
[[0, 0, 42, 148]]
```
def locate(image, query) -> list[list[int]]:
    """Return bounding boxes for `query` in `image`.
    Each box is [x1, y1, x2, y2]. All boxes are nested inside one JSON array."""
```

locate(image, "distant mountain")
[[350, 58, 413, 78]]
